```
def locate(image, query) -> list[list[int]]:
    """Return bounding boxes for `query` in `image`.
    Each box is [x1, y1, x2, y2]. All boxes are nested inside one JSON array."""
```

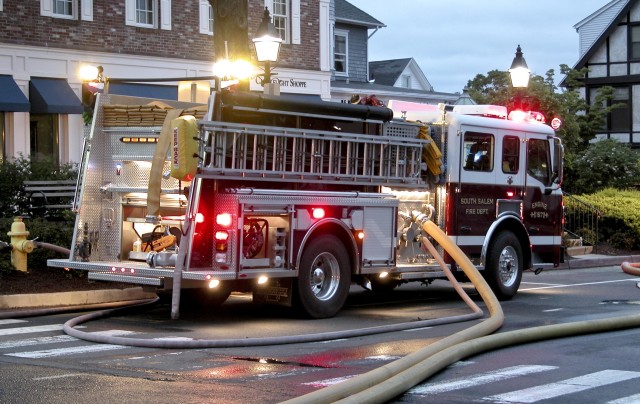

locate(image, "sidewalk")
[[0, 287, 157, 310], [558, 253, 640, 270], [1, 255, 638, 311]]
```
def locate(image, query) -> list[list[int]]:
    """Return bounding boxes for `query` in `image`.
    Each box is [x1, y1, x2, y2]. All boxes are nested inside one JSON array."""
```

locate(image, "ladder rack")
[[199, 121, 427, 188]]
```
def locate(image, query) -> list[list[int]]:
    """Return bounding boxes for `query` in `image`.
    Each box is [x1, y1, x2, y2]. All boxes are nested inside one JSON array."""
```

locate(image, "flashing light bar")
[[452, 104, 508, 119], [508, 110, 546, 124]]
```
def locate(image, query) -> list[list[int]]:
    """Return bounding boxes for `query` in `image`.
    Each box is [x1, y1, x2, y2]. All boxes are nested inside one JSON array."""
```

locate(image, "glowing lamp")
[[216, 213, 232, 227], [312, 208, 326, 219], [509, 45, 530, 88], [253, 8, 282, 63], [195, 213, 205, 223]]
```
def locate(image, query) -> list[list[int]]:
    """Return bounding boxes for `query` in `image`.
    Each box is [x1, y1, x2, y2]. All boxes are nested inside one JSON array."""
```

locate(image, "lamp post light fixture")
[[253, 7, 282, 93], [508, 45, 530, 111], [509, 45, 530, 89]]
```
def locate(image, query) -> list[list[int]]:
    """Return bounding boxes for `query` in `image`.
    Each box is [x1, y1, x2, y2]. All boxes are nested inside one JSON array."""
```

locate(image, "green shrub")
[[0, 157, 77, 278], [573, 188, 640, 250], [566, 139, 640, 194]]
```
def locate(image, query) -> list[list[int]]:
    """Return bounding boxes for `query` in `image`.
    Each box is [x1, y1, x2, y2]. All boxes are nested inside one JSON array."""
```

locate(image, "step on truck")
[[48, 88, 564, 318]]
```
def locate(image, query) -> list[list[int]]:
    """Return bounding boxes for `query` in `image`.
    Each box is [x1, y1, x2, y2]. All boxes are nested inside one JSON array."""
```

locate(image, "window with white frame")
[[334, 30, 348, 76], [125, 0, 171, 29], [199, 0, 213, 35], [272, 0, 288, 42], [264, 0, 299, 44], [136, 0, 154, 26], [41, 0, 78, 19], [0, 0, 3, 12]]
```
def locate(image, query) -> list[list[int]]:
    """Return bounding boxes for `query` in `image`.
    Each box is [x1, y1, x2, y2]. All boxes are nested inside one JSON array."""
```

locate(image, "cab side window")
[[502, 136, 519, 174], [527, 138, 551, 184], [463, 132, 494, 172]]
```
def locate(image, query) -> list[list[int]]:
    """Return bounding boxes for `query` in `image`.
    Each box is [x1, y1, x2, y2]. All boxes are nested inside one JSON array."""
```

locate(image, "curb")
[[0, 287, 157, 310], [558, 254, 640, 270]]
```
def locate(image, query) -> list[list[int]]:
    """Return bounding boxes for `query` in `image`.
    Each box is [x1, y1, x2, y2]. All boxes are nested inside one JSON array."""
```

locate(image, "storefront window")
[[30, 113, 59, 164]]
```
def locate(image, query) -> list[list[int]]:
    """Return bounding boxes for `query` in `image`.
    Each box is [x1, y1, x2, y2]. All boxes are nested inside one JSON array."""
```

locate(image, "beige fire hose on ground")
[[621, 261, 640, 276], [284, 212, 640, 404]]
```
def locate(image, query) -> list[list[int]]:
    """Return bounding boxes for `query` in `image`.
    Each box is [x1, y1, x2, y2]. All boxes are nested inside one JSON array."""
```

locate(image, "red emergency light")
[[508, 110, 546, 124], [312, 208, 326, 219], [216, 213, 232, 227]]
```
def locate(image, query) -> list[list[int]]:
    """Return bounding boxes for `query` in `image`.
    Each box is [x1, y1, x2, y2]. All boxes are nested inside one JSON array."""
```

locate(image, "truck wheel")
[[484, 231, 523, 300], [294, 235, 351, 318]]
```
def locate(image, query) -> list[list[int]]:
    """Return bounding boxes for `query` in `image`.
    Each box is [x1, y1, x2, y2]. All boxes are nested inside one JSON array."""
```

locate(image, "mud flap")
[[253, 278, 293, 306]]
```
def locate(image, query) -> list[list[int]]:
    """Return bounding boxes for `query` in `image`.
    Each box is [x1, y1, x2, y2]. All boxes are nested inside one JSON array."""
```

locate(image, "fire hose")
[[283, 213, 640, 404]]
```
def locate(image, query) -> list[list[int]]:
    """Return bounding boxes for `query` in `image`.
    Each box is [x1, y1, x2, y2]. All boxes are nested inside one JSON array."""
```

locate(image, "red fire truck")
[[48, 88, 564, 318]]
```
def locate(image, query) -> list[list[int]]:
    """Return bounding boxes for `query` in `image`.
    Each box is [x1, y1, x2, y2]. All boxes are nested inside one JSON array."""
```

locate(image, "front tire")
[[294, 235, 351, 318], [484, 231, 523, 300]]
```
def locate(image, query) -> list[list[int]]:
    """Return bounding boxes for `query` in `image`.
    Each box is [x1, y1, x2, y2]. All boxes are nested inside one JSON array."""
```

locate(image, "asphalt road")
[[0, 265, 639, 403]]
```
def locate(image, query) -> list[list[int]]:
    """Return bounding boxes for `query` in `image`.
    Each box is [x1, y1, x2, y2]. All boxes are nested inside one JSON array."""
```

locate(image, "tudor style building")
[[571, 0, 640, 146]]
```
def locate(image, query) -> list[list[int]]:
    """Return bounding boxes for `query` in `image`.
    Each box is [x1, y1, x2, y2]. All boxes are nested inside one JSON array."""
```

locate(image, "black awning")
[[109, 82, 178, 100], [29, 77, 83, 114], [0, 75, 30, 112]]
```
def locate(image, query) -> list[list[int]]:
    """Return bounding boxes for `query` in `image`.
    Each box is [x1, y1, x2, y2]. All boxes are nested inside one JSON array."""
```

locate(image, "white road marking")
[[303, 375, 355, 387], [520, 279, 639, 291], [0, 319, 28, 325], [0, 324, 63, 336], [607, 393, 640, 403], [409, 365, 557, 395], [2, 330, 137, 358], [365, 355, 401, 361], [542, 308, 564, 312], [0, 329, 136, 350], [6, 344, 127, 358], [0, 334, 76, 349], [484, 369, 640, 403], [403, 326, 433, 332], [32, 373, 86, 381]]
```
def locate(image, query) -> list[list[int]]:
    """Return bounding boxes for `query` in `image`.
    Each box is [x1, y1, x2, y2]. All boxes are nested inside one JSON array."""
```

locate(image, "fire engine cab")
[[48, 87, 564, 319]]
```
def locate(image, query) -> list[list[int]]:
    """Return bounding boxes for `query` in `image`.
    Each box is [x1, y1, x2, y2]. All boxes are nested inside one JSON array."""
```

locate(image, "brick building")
[[0, 0, 332, 164], [0, 0, 458, 165]]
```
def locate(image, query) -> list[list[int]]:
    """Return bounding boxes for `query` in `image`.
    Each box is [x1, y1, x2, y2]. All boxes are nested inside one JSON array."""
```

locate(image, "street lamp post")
[[508, 45, 530, 110], [253, 7, 282, 95]]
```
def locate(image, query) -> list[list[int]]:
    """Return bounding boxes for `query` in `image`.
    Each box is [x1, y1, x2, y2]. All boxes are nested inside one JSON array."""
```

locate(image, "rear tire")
[[484, 231, 523, 300], [294, 235, 351, 318]]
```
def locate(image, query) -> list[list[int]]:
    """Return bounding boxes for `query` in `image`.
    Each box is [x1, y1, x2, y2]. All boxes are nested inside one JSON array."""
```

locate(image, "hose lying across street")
[[3, 215, 640, 402]]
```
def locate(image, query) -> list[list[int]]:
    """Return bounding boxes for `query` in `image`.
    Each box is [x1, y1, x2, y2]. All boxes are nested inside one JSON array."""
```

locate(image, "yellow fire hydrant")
[[7, 217, 35, 272]]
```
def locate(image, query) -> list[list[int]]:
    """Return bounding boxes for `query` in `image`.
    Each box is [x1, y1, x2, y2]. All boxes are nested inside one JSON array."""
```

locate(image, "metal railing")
[[563, 192, 601, 252]]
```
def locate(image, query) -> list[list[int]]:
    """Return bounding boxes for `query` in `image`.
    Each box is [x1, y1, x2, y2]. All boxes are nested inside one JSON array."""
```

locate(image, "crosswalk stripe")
[[484, 369, 640, 403], [0, 324, 64, 336], [607, 393, 640, 403], [0, 319, 28, 325], [409, 365, 557, 395], [0, 330, 136, 350], [0, 335, 76, 349], [6, 344, 127, 358]]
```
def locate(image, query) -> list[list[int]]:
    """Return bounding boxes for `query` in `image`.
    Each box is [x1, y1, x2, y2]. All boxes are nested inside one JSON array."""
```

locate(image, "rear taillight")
[[215, 230, 229, 252], [216, 213, 232, 227]]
